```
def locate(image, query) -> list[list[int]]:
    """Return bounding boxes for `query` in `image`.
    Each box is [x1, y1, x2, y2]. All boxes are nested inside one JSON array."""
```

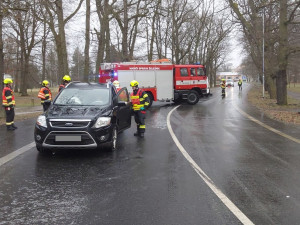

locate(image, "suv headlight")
[[36, 115, 47, 128], [93, 117, 111, 128]]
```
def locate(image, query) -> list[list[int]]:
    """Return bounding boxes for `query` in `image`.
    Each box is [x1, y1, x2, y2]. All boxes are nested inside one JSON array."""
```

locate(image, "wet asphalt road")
[[1, 83, 300, 225]]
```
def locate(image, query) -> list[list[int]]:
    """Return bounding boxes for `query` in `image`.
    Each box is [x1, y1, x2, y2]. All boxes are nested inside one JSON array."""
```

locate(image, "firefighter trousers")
[[42, 102, 51, 112], [5, 107, 15, 126], [134, 111, 146, 133]]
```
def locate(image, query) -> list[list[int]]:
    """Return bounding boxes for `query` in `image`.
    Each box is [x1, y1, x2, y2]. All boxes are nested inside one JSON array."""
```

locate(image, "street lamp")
[[262, 7, 265, 98]]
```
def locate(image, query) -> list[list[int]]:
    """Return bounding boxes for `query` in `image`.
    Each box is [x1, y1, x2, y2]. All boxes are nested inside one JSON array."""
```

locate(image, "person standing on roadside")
[[130, 80, 149, 138], [238, 79, 242, 91], [221, 79, 226, 97], [58, 75, 71, 92], [38, 80, 52, 112], [2, 78, 17, 131]]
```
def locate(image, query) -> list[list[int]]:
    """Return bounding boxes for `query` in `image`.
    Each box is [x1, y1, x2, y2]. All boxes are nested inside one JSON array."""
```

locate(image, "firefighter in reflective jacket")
[[38, 80, 52, 112], [2, 78, 17, 130], [58, 75, 71, 92], [238, 79, 242, 91], [221, 79, 226, 96], [130, 80, 149, 138]]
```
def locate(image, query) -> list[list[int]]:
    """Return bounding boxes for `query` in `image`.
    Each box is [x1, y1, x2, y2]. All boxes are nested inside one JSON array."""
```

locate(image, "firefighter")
[[2, 78, 17, 130], [238, 79, 242, 91], [38, 80, 52, 112], [113, 80, 122, 93], [58, 75, 71, 92], [221, 79, 226, 97], [130, 80, 149, 138], [112, 80, 120, 88]]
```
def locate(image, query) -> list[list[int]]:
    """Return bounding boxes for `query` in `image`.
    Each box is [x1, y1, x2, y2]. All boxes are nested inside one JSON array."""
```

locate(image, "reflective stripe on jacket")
[[2, 86, 15, 107], [130, 89, 149, 111], [38, 87, 52, 103]]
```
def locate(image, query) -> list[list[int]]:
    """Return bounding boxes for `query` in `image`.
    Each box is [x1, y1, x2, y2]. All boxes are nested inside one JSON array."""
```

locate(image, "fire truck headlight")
[[114, 72, 118, 77], [36, 115, 47, 128]]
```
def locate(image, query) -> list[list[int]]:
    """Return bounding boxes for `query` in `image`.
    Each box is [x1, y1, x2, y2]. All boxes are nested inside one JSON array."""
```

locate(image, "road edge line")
[[167, 106, 254, 225], [0, 142, 35, 167], [234, 104, 300, 144]]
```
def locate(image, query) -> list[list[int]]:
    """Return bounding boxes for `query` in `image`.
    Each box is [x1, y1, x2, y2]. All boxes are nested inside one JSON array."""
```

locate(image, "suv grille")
[[49, 119, 91, 128]]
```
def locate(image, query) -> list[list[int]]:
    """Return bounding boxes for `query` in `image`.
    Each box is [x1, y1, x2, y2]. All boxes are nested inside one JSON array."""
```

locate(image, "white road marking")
[[167, 106, 254, 225], [234, 104, 300, 144], [0, 142, 35, 167]]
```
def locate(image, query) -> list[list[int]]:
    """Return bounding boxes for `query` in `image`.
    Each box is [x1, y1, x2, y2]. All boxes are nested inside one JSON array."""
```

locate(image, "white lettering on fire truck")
[[128, 67, 161, 70], [176, 80, 206, 85]]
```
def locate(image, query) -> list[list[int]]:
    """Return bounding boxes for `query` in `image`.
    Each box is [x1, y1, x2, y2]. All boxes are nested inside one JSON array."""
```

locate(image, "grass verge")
[[248, 83, 300, 125]]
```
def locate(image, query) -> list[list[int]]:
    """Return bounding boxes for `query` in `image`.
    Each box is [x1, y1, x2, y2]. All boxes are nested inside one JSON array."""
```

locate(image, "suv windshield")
[[55, 88, 110, 106]]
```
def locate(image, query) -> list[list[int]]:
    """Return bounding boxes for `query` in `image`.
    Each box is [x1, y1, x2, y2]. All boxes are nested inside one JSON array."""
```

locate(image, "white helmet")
[[113, 80, 120, 88]]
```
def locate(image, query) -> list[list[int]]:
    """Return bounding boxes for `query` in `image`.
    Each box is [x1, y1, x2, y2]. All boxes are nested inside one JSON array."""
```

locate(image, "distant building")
[[216, 72, 243, 82]]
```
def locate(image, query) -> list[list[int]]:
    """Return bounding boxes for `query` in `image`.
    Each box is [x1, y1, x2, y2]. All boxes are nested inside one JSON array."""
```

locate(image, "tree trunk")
[[42, 21, 47, 81], [14, 41, 20, 92], [104, 0, 111, 62], [0, 2, 5, 118], [20, 54, 29, 96], [19, 21, 28, 96], [265, 74, 276, 99], [54, 34, 65, 78], [276, 0, 288, 105], [122, 0, 129, 61], [83, 0, 90, 82], [56, 0, 69, 75]]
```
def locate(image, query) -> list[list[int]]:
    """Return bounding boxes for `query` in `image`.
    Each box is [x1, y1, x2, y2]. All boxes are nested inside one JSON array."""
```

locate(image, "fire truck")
[[99, 61, 210, 107]]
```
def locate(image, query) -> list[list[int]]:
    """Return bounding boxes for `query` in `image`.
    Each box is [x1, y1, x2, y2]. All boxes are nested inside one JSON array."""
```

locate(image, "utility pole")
[[262, 7, 265, 98]]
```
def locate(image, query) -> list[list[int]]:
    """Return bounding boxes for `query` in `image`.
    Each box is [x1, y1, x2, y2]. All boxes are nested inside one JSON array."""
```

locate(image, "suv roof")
[[66, 82, 111, 89]]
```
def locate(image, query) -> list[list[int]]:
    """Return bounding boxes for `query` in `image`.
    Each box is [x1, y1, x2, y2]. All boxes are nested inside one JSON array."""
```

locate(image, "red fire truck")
[[99, 61, 210, 107]]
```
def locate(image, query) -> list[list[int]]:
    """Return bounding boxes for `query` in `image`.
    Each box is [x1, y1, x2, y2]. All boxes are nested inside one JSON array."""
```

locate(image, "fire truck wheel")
[[187, 90, 200, 105]]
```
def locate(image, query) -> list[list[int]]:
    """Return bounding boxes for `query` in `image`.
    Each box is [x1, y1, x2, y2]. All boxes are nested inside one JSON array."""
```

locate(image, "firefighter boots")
[[7, 125, 15, 131], [134, 132, 144, 138], [12, 124, 18, 129]]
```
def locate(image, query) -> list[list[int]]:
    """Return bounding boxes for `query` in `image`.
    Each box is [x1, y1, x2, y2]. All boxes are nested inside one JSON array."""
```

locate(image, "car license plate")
[[55, 135, 81, 142]]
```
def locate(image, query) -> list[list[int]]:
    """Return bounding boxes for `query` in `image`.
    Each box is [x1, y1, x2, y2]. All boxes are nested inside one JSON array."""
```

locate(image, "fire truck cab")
[[99, 61, 210, 107]]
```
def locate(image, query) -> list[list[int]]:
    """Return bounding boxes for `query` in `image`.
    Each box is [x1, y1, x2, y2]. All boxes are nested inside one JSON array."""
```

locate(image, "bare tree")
[[94, 0, 115, 71], [38, 0, 84, 76], [83, 0, 90, 82], [228, 0, 300, 105], [111, 0, 149, 61], [8, 0, 41, 96]]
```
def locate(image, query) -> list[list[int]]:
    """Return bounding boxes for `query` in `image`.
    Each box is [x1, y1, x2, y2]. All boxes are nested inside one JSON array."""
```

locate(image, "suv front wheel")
[[104, 126, 118, 151]]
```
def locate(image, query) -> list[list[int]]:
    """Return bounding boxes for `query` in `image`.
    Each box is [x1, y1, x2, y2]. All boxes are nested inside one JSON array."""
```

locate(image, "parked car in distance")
[[34, 82, 132, 153], [226, 79, 234, 87]]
